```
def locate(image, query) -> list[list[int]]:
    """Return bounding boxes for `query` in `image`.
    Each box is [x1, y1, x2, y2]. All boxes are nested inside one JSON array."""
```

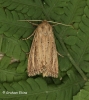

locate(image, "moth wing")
[[27, 30, 43, 76], [43, 32, 58, 78]]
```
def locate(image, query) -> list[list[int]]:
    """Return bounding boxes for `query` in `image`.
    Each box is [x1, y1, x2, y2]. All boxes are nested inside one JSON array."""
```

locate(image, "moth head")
[[37, 20, 52, 33]]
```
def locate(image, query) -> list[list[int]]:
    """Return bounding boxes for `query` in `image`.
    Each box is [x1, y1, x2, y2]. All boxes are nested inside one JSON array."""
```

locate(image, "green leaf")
[[73, 80, 89, 100], [16, 60, 27, 73], [60, 57, 72, 71], [0, 73, 85, 99], [64, 36, 78, 45], [0, 56, 11, 69]]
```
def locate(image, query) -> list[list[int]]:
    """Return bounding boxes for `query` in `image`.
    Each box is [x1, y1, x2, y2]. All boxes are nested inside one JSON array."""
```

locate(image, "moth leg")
[[57, 52, 64, 57], [26, 52, 29, 55], [52, 23, 60, 26], [25, 53, 29, 58], [22, 32, 35, 40]]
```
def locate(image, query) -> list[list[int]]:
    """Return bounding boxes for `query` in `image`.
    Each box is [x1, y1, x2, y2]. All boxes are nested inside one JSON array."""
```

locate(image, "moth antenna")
[[18, 20, 42, 22], [27, 21, 38, 26], [52, 23, 72, 27], [47, 21, 72, 27], [18, 20, 72, 27]]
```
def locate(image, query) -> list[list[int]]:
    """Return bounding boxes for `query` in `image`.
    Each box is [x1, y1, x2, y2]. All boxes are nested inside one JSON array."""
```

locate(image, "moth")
[[27, 20, 59, 78], [19, 20, 69, 78]]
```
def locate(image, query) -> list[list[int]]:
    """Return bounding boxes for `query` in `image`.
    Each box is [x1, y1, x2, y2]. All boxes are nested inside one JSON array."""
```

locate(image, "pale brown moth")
[[19, 20, 70, 78], [28, 20, 58, 78]]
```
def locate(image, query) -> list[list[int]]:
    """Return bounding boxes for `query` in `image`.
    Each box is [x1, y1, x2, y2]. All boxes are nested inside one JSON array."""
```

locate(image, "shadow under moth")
[[20, 20, 69, 78]]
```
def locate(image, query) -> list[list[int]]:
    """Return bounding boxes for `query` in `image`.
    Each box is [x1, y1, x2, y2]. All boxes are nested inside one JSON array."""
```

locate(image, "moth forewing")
[[27, 20, 58, 78]]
